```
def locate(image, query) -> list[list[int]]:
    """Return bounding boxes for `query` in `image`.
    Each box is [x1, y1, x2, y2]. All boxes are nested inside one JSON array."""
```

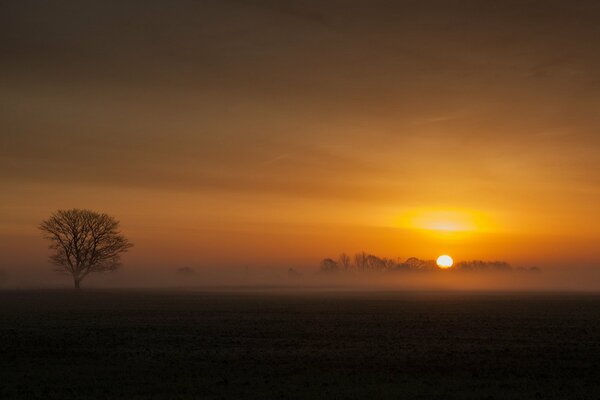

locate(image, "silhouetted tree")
[[455, 260, 512, 271], [39, 209, 133, 289], [319, 251, 523, 276], [354, 252, 369, 272], [382, 257, 398, 270], [395, 257, 437, 271], [393, 260, 411, 271], [346, 253, 396, 272], [338, 253, 352, 272], [403, 257, 426, 270], [319, 258, 339, 273], [364, 254, 384, 271]]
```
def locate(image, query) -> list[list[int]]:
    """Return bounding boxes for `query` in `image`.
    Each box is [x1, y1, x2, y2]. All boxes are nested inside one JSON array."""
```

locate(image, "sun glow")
[[397, 208, 492, 233], [436, 255, 454, 268]]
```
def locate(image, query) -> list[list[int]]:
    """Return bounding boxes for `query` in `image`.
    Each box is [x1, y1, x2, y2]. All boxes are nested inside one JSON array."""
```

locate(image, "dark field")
[[1, 291, 600, 399]]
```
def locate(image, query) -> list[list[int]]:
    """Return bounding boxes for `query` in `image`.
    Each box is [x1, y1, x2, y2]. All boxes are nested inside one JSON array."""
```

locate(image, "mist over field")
[[2, 263, 600, 292]]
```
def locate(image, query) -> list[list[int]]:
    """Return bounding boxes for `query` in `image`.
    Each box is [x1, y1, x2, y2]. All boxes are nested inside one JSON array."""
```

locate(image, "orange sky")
[[2, 1, 600, 277]]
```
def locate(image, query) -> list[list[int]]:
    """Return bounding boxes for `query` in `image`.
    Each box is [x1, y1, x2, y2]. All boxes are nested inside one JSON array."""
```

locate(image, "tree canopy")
[[39, 209, 133, 289]]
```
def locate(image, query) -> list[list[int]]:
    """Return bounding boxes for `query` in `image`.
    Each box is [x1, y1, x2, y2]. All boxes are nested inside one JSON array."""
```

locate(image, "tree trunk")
[[74, 277, 81, 290]]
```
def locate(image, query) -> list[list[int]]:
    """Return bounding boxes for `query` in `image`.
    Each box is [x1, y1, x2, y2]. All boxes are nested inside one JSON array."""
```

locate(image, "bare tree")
[[39, 209, 133, 289], [354, 252, 369, 272], [455, 260, 512, 271], [365, 254, 387, 272], [338, 253, 352, 272], [319, 258, 339, 273], [403, 257, 425, 270]]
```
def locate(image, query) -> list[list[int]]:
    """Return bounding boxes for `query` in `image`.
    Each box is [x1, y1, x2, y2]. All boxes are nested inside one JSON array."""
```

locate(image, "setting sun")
[[436, 255, 454, 269]]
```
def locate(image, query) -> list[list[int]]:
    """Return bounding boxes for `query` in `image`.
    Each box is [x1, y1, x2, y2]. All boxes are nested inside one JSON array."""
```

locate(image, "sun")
[[436, 255, 454, 269]]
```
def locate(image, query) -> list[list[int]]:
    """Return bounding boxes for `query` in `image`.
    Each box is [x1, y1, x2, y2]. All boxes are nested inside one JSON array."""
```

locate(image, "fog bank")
[[1, 265, 600, 292]]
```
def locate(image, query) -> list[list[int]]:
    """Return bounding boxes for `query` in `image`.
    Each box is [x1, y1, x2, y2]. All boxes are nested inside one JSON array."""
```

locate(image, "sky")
[[3, 1, 600, 283]]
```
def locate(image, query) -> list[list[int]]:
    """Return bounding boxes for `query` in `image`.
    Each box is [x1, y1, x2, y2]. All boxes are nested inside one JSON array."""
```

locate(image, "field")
[[1, 290, 599, 399]]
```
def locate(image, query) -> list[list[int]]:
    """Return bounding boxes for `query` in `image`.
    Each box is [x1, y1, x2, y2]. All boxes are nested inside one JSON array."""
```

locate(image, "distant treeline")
[[319, 252, 539, 273]]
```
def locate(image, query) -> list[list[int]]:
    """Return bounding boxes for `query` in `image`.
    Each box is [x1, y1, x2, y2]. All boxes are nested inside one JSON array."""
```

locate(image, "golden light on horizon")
[[436, 255, 454, 269], [397, 208, 494, 234]]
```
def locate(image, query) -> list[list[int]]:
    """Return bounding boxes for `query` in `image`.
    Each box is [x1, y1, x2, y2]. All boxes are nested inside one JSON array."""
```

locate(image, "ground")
[[1, 290, 599, 399]]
